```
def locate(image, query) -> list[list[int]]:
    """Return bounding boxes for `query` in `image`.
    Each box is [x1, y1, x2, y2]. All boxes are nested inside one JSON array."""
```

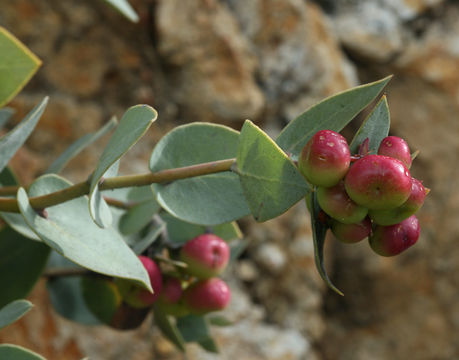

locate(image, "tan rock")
[[156, 0, 265, 123]]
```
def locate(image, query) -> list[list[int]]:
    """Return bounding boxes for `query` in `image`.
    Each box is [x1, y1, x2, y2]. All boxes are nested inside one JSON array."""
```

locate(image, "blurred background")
[[1, 0, 458, 359]]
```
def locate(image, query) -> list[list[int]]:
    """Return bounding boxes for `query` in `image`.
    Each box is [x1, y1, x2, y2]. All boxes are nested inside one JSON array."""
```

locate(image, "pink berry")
[[331, 217, 372, 244], [344, 155, 412, 210], [184, 278, 231, 314], [369, 178, 428, 225], [298, 130, 350, 187], [116, 256, 163, 308], [378, 136, 412, 168], [181, 234, 230, 279], [317, 181, 368, 224], [369, 215, 420, 256]]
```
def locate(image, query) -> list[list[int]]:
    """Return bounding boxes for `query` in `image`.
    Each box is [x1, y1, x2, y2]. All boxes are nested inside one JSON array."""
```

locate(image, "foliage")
[[0, 26, 423, 359]]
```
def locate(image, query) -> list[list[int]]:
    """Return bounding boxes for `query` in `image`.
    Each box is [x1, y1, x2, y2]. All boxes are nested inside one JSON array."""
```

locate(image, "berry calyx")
[[116, 256, 163, 308], [180, 234, 230, 279], [378, 136, 412, 168], [183, 278, 231, 314], [344, 155, 412, 210], [369, 178, 428, 225], [298, 130, 350, 187], [369, 215, 420, 256], [331, 217, 372, 244], [317, 181, 368, 224]]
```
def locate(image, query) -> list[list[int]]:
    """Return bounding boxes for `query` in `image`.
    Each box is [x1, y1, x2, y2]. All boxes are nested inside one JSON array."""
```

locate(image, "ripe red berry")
[[344, 155, 412, 210], [184, 278, 231, 314], [378, 136, 412, 168], [369, 215, 420, 256], [116, 256, 163, 308], [298, 130, 350, 187], [181, 234, 230, 279], [331, 217, 372, 244], [317, 181, 368, 224], [369, 178, 428, 225]]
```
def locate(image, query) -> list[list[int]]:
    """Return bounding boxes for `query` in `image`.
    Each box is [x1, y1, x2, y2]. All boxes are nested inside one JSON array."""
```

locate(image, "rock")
[[227, 0, 357, 123], [185, 283, 311, 360], [329, 0, 446, 62], [155, 0, 265, 123]]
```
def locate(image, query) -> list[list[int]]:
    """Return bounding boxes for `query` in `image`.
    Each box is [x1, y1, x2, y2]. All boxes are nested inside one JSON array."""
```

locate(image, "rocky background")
[[1, 0, 458, 359]]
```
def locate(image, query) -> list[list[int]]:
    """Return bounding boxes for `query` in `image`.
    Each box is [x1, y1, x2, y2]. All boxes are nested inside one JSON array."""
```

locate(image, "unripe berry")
[[156, 277, 189, 317], [184, 278, 231, 314], [180, 234, 230, 279], [298, 130, 350, 187], [344, 155, 412, 210], [317, 181, 368, 224], [116, 256, 163, 308], [331, 217, 372, 244], [369, 215, 420, 256], [378, 136, 412, 168], [369, 178, 428, 225]]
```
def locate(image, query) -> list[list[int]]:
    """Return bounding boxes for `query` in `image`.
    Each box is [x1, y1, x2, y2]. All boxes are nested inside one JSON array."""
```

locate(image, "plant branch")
[[0, 158, 236, 213]]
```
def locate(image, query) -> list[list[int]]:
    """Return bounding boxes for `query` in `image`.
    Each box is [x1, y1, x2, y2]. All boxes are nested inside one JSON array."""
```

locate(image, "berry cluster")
[[299, 130, 428, 257], [115, 234, 231, 315]]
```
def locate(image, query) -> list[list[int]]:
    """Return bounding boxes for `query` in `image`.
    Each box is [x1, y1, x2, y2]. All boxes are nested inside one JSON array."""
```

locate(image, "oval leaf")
[[349, 95, 390, 154], [46, 116, 117, 174], [150, 123, 250, 225], [17, 175, 151, 291], [0, 344, 46, 360], [0, 299, 33, 330], [306, 191, 343, 296], [237, 120, 310, 222], [276, 76, 391, 159], [0, 97, 48, 173], [0, 227, 50, 307], [0, 27, 41, 107], [89, 105, 157, 228]]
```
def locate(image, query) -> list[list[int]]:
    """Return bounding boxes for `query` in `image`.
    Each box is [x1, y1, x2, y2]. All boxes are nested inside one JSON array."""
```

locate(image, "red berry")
[[116, 256, 163, 308], [369, 215, 420, 256], [184, 278, 231, 314], [317, 181, 368, 224], [378, 136, 412, 168], [181, 234, 230, 279], [344, 155, 412, 210], [298, 130, 350, 187], [331, 217, 372, 244], [369, 178, 428, 225]]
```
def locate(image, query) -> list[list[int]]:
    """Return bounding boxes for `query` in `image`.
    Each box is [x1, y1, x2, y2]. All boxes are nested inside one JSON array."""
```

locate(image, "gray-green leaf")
[[306, 191, 343, 296], [0, 97, 48, 173], [150, 123, 250, 225], [0, 299, 33, 330], [89, 105, 157, 228], [237, 120, 310, 222], [349, 95, 390, 154], [17, 175, 151, 291], [276, 76, 391, 159]]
